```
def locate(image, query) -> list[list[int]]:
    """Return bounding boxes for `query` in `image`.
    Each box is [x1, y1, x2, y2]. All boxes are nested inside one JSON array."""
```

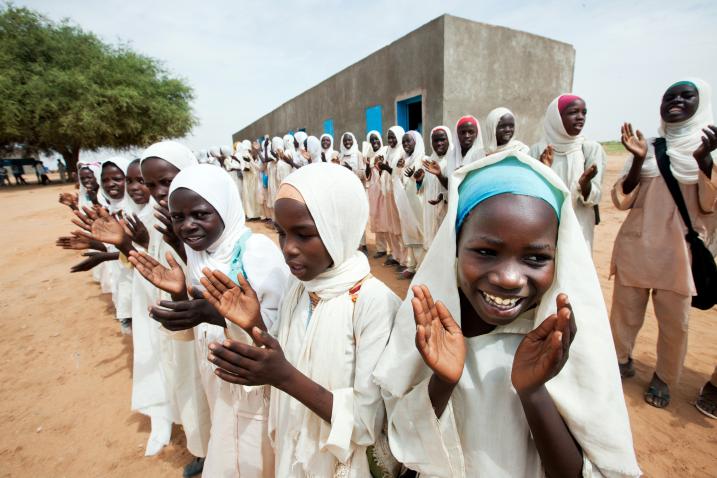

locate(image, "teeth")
[[482, 291, 520, 308]]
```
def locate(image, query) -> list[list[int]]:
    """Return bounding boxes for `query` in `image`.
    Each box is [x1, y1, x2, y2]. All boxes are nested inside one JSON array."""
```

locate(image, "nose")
[[488, 261, 526, 292], [179, 218, 199, 235], [281, 237, 300, 260]]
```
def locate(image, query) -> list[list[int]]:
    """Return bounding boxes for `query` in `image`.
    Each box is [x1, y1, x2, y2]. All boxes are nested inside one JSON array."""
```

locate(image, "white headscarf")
[[484, 107, 529, 155], [294, 131, 308, 151], [271, 136, 284, 155], [404, 130, 425, 170], [269, 163, 370, 475], [374, 150, 640, 478], [306, 136, 322, 163], [382, 126, 405, 194], [319, 133, 335, 162], [447, 115, 485, 178], [168, 164, 249, 288], [339, 132, 360, 171], [140, 140, 199, 172], [365, 130, 387, 166], [543, 95, 587, 172], [283, 134, 296, 154], [76, 161, 102, 209], [100, 156, 130, 213]]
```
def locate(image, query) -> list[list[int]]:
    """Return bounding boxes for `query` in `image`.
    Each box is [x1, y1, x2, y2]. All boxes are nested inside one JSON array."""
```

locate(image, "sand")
[[0, 156, 715, 477]]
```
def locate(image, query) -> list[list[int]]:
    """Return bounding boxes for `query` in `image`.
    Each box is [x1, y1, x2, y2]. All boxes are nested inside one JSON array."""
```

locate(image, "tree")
[[0, 5, 196, 171]]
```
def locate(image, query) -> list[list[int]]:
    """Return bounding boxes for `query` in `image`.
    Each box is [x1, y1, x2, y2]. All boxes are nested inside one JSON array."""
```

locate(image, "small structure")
[[232, 14, 575, 147]]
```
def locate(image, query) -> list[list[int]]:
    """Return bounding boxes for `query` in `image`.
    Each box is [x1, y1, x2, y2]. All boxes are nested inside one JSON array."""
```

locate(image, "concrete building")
[[232, 14, 575, 150]]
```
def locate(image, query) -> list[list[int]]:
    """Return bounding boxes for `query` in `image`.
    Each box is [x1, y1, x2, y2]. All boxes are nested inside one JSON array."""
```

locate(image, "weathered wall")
[[232, 17, 445, 145], [442, 16, 575, 146]]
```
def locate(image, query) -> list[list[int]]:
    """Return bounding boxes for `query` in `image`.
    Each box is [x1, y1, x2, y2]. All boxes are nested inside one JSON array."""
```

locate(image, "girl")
[[484, 107, 530, 155], [320, 133, 337, 162], [306, 135, 322, 164], [131, 163, 287, 477], [203, 163, 400, 477], [278, 134, 296, 181], [422, 126, 452, 248], [223, 143, 244, 199], [445, 115, 484, 179], [241, 140, 261, 221], [610, 79, 717, 409], [293, 131, 310, 168], [377, 126, 407, 268], [365, 130, 391, 259], [397, 130, 426, 278], [339, 132, 369, 254], [374, 151, 640, 477], [265, 136, 283, 220], [530, 94, 606, 251]]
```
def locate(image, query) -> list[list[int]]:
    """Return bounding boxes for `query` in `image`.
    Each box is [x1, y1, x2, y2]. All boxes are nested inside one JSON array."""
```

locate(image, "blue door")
[[365, 105, 383, 137], [323, 119, 334, 138], [396, 95, 423, 134]]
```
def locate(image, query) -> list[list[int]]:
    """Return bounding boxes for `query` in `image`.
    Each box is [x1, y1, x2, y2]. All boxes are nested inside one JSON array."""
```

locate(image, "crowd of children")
[[55, 79, 717, 477]]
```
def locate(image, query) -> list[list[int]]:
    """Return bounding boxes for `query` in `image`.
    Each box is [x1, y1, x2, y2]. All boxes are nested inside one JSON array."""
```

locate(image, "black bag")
[[654, 137, 717, 309]]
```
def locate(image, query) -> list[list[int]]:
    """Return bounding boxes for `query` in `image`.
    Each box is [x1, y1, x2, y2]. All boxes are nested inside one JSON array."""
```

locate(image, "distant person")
[[57, 158, 67, 182], [484, 107, 530, 155], [610, 78, 717, 409], [445, 115, 485, 178], [338, 132, 368, 254], [12, 164, 27, 184], [320, 133, 337, 162], [531, 94, 606, 252], [364, 130, 390, 259], [37, 162, 51, 185], [377, 126, 407, 269], [421, 125, 452, 248], [398, 130, 426, 278], [0, 167, 10, 186]]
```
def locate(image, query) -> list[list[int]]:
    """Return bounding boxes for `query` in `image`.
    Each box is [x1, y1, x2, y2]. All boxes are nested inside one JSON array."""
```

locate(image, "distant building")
[[232, 14, 575, 149]]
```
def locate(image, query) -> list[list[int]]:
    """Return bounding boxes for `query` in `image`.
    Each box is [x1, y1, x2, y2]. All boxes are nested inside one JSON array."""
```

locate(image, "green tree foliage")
[[0, 5, 196, 170]]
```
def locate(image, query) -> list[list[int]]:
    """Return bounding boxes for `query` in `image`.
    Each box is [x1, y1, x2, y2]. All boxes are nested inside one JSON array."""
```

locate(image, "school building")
[[232, 14, 575, 148]]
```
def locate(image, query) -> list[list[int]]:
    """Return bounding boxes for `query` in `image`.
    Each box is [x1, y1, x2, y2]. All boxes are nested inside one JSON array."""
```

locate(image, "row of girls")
[[56, 78, 717, 478]]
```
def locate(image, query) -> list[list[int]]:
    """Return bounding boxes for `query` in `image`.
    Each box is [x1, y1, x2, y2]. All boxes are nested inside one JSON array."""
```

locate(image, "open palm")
[[129, 251, 186, 296], [412, 285, 466, 385], [200, 268, 263, 332], [620, 123, 647, 159]]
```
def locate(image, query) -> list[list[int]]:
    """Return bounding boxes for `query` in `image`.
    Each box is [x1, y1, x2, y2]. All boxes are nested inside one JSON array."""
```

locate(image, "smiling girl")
[[201, 163, 400, 477], [374, 151, 639, 477], [484, 107, 530, 156]]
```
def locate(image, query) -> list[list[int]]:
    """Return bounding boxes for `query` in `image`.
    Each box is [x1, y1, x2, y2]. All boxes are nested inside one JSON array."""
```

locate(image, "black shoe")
[[373, 251, 387, 259], [183, 457, 205, 477]]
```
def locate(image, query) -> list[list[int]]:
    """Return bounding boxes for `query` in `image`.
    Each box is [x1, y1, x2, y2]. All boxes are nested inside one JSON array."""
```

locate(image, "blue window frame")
[[396, 95, 423, 134], [365, 105, 383, 137], [323, 119, 334, 138]]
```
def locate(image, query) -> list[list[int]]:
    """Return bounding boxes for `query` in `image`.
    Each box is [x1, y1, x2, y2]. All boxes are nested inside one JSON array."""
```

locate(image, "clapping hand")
[[200, 268, 264, 333], [129, 250, 186, 297], [539, 145, 554, 167]]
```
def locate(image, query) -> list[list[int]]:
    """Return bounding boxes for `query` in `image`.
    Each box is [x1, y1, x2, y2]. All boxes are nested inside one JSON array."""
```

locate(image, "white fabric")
[[99, 156, 130, 213], [320, 133, 336, 162], [392, 130, 423, 246], [307, 136, 322, 163], [374, 151, 640, 478], [531, 96, 605, 250], [76, 161, 101, 210], [278, 135, 296, 181], [141, 140, 198, 171], [484, 107, 530, 155], [628, 78, 715, 184], [446, 116, 485, 177], [339, 132, 362, 173], [422, 126, 451, 248], [270, 163, 396, 477]]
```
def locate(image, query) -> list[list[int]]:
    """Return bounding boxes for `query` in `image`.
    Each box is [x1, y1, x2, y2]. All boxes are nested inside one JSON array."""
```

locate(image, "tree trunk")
[[61, 147, 81, 182]]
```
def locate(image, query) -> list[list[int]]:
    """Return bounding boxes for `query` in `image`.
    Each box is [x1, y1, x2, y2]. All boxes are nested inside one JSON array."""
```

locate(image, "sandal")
[[695, 381, 717, 419], [644, 374, 671, 408], [619, 357, 635, 379], [183, 457, 205, 477]]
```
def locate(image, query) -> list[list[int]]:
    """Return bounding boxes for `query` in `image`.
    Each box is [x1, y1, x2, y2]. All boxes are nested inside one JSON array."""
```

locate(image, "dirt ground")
[[0, 156, 715, 477]]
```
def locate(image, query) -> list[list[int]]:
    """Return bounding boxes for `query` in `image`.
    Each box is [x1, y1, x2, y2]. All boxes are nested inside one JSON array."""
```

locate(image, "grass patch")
[[601, 141, 625, 154]]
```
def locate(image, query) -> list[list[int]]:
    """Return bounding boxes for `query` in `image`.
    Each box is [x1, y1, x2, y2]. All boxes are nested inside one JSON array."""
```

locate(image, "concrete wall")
[[442, 16, 575, 146], [232, 17, 445, 145]]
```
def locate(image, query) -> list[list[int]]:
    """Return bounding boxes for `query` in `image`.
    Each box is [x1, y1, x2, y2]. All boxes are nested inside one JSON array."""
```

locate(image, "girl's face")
[[141, 157, 180, 203], [402, 134, 415, 155], [387, 130, 397, 148], [457, 194, 557, 328], [321, 137, 331, 149], [457, 122, 478, 153], [431, 129, 449, 156], [560, 99, 586, 136], [343, 135, 354, 149], [79, 168, 98, 192], [101, 164, 125, 199], [125, 161, 150, 205], [496, 114, 515, 146], [169, 188, 224, 251], [660, 83, 699, 123], [370, 134, 381, 152], [274, 197, 332, 281]]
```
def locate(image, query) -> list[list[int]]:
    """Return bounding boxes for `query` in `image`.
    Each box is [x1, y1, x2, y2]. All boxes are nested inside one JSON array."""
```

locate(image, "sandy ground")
[[0, 157, 715, 477]]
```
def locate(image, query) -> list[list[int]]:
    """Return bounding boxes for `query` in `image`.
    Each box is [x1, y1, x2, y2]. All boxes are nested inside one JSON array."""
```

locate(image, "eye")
[[170, 214, 182, 221], [471, 248, 496, 257], [524, 254, 553, 266]]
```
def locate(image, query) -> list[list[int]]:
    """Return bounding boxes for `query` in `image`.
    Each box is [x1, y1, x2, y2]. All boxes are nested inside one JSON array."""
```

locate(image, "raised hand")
[[620, 123, 647, 161], [149, 288, 224, 331], [413, 168, 425, 182], [56, 233, 91, 250], [428, 193, 444, 206], [85, 207, 127, 246], [71, 206, 97, 232], [578, 164, 598, 200], [153, 200, 181, 249], [423, 159, 442, 177], [539, 145, 554, 167], [70, 251, 109, 273], [404, 166, 415, 178], [58, 192, 78, 209], [397, 158, 405, 168], [200, 268, 264, 333], [412, 285, 466, 385], [128, 250, 186, 296], [208, 327, 292, 387], [511, 293, 576, 394], [694, 125, 717, 172], [123, 213, 149, 249]]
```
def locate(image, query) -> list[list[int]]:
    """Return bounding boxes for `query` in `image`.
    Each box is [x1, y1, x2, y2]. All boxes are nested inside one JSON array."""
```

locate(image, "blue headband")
[[455, 157, 564, 232]]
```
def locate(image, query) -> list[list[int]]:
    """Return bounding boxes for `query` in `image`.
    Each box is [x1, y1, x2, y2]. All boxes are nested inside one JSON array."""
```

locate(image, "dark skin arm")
[[150, 289, 227, 331], [70, 251, 119, 273], [208, 327, 334, 422], [620, 123, 648, 195]]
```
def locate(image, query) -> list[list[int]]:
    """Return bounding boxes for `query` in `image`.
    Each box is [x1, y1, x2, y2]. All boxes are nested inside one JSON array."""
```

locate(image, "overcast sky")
[[18, 0, 717, 160]]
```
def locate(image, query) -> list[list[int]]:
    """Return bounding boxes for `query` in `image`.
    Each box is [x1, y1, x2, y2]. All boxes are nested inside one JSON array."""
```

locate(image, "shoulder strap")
[[654, 137, 696, 234]]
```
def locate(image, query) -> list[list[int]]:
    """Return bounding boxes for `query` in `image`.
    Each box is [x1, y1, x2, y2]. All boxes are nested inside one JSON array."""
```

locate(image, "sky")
[[16, 0, 717, 162]]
